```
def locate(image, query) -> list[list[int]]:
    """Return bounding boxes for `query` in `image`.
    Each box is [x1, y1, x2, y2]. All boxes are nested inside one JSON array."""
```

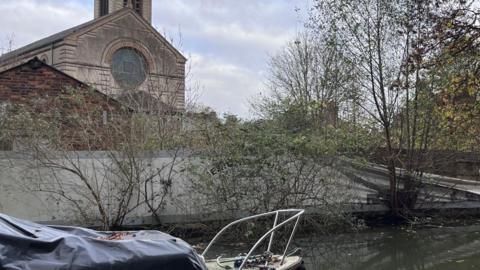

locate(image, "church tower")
[[94, 0, 152, 23]]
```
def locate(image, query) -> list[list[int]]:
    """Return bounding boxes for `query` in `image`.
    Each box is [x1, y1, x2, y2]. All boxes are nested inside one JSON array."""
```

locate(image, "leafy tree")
[[420, 2, 480, 151], [308, 0, 477, 214]]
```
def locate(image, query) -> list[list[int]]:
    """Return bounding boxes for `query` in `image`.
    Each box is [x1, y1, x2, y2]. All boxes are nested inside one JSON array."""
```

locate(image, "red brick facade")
[[0, 58, 130, 150], [0, 58, 124, 113]]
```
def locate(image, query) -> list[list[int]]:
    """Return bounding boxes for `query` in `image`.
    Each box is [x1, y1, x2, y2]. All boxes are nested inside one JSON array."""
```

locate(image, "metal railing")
[[202, 209, 305, 270]]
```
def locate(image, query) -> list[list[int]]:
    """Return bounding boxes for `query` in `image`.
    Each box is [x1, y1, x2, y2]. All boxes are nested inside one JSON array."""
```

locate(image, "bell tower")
[[94, 0, 152, 24]]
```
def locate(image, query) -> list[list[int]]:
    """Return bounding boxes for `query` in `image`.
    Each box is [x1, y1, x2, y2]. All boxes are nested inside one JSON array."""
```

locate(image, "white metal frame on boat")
[[202, 209, 305, 270]]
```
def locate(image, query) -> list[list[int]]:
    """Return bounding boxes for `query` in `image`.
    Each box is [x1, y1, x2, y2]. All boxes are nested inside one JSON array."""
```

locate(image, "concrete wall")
[[0, 151, 198, 226], [372, 149, 480, 181], [0, 151, 363, 226]]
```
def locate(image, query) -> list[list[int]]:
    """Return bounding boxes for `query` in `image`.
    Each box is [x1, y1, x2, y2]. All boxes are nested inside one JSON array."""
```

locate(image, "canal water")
[[300, 225, 480, 269], [203, 225, 480, 270]]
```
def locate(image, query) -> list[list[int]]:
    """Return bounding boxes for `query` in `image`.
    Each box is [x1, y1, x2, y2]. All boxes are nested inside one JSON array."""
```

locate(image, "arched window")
[[124, 0, 143, 16], [100, 0, 109, 16], [40, 54, 49, 64], [133, 0, 143, 15]]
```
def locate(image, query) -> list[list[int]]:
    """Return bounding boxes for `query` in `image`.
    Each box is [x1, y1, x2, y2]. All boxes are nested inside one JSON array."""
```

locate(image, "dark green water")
[[203, 225, 480, 270], [298, 225, 480, 270]]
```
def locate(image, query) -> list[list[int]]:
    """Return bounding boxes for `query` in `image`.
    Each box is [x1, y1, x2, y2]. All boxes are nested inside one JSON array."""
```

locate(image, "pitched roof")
[[0, 57, 179, 115], [0, 8, 186, 62], [0, 57, 133, 112], [0, 15, 103, 62]]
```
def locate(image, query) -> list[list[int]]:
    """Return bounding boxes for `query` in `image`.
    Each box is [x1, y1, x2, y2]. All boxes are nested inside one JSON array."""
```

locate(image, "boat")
[[0, 213, 207, 270], [202, 209, 306, 270], [0, 209, 305, 270]]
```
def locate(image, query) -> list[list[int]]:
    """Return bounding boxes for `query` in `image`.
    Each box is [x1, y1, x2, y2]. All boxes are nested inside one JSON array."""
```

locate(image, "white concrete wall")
[[0, 152, 362, 226], [0, 151, 199, 226]]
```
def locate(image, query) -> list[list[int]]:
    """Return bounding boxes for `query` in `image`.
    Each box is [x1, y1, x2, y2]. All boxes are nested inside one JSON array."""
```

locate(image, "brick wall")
[[0, 59, 129, 150], [0, 62, 81, 104], [0, 59, 124, 113]]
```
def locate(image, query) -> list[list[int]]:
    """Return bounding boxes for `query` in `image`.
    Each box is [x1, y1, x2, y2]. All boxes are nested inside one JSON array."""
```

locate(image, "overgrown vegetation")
[[1, 88, 183, 230], [187, 0, 480, 223], [0, 0, 478, 232], [305, 0, 479, 216], [186, 116, 368, 230]]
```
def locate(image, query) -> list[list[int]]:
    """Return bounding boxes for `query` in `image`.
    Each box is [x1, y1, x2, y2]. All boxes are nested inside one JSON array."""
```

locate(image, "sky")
[[0, 0, 310, 118]]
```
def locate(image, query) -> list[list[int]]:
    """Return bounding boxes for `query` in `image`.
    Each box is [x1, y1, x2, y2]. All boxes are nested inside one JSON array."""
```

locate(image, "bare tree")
[[0, 33, 15, 56], [256, 30, 359, 129], [3, 88, 182, 229]]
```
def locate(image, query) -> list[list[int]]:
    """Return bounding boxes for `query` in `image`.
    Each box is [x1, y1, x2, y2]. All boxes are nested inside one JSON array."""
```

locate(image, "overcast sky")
[[0, 0, 310, 118]]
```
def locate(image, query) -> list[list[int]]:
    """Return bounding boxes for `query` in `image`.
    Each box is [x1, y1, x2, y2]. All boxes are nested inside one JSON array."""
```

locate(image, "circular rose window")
[[111, 48, 147, 89]]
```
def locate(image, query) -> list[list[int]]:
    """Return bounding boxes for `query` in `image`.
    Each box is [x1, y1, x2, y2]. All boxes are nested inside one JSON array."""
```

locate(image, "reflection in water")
[[298, 225, 480, 270], [202, 225, 480, 270]]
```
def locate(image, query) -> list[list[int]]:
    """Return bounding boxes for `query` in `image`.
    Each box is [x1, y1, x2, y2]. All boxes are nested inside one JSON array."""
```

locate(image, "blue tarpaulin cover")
[[0, 214, 207, 270]]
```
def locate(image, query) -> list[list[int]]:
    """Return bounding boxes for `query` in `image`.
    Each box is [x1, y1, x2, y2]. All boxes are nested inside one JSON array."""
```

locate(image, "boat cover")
[[0, 214, 207, 270]]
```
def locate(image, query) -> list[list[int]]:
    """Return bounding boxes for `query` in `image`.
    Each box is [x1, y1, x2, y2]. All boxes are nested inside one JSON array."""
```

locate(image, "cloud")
[[0, 0, 310, 118], [188, 53, 264, 116], [0, 0, 91, 52], [154, 0, 310, 117]]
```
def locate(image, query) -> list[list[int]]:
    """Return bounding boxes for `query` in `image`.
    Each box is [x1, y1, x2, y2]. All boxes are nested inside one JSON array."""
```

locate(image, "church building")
[[0, 0, 186, 111]]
